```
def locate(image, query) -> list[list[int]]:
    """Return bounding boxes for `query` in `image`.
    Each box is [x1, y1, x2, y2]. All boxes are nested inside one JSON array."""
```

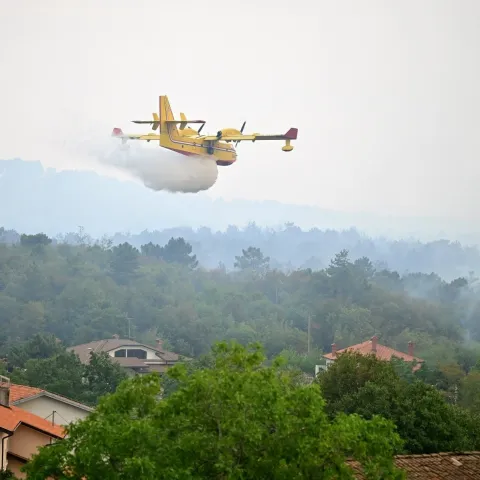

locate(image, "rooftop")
[[323, 336, 423, 371], [8, 383, 94, 412], [67, 337, 180, 364], [0, 404, 65, 438], [9, 384, 43, 403], [347, 452, 480, 479]]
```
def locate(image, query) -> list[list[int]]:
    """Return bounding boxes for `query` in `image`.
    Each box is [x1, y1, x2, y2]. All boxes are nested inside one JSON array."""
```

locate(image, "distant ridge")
[[0, 158, 476, 244]]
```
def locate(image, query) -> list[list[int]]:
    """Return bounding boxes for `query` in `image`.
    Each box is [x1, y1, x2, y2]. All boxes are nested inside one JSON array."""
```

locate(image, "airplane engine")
[[218, 128, 242, 138]]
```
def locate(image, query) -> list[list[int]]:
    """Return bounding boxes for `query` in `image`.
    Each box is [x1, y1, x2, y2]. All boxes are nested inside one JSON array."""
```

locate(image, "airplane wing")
[[164, 119, 206, 124], [202, 135, 256, 141], [255, 128, 298, 140], [203, 128, 298, 142], [111, 128, 160, 141], [131, 119, 205, 124]]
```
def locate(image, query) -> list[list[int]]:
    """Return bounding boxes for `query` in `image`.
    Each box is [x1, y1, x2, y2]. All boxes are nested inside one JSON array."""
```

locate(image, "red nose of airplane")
[[112, 127, 123, 136]]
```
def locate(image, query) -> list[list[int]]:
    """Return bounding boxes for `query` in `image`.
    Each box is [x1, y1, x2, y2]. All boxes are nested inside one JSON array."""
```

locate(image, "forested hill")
[[1, 232, 479, 367]]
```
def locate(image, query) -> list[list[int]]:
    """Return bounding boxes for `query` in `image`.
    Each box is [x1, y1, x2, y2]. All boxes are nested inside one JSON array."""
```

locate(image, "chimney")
[[408, 341, 414, 357], [371, 335, 378, 353], [331, 343, 337, 357], [156, 338, 163, 350], [0, 376, 10, 407]]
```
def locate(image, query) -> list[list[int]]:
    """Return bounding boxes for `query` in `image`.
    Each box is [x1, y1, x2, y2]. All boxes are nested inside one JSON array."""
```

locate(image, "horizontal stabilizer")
[[164, 119, 206, 124]]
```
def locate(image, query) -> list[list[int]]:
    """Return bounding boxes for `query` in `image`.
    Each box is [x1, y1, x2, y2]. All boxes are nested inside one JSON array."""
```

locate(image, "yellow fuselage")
[[159, 97, 237, 166], [161, 129, 238, 166]]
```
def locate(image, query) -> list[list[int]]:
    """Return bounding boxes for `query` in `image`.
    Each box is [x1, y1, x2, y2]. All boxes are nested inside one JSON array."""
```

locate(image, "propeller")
[[235, 121, 246, 147]]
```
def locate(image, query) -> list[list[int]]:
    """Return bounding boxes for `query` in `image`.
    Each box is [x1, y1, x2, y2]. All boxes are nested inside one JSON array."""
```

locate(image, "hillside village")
[[2, 332, 480, 479]]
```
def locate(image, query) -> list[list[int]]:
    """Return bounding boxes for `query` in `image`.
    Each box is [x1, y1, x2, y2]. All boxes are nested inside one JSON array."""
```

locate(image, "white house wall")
[[17, 396, 90, 425]]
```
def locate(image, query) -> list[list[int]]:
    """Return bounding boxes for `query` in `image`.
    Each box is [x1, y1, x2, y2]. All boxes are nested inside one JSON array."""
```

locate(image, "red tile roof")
[[0, 405, 65, 438], [323, 337, 424, 371], [347, 452, 480, 479], [7, 384, 93, 412], [9, 384, 44, 403]]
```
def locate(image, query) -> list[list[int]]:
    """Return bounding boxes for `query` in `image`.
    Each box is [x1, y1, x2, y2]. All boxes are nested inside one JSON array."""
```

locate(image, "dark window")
[[126, 349, 147, 359], [114, 349, 126, 357]]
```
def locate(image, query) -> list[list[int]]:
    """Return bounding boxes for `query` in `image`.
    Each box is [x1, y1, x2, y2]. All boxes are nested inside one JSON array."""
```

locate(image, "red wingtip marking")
[[285, 128, 298, 140]]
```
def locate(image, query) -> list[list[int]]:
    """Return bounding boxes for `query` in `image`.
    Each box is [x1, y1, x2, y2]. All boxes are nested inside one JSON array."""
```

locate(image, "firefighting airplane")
[[111, 95, 298, 166]]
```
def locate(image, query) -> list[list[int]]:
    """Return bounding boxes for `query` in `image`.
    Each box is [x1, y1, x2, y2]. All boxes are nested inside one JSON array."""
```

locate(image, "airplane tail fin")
[[159, 95, 178, 137], [284, 128, 298, 140], [111, 127, 127, 144]]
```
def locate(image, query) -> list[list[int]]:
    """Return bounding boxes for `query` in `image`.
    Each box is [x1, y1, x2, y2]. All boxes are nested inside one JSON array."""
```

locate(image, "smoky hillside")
[[1, 230, 480, 361]]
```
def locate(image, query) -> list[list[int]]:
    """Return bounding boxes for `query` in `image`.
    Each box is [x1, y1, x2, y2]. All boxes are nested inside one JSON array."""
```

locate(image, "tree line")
[[0, 231, 478, 407]]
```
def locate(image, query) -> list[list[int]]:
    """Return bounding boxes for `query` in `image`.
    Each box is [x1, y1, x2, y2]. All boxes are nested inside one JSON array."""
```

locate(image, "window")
[[113, 348, 147, 359], [127, 349, 147, 359]]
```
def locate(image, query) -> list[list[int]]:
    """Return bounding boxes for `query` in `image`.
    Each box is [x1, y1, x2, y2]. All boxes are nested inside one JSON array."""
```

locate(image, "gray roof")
[[67, 338, 180, 364]]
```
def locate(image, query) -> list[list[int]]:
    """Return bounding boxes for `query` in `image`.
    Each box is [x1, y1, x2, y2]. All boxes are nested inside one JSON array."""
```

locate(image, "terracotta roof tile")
[[0, 405, 65, 438], [9, 384, 44, 403], [7, 384, 93, 412], [347, 452, 480, 479], [323, 338, 424, 371]]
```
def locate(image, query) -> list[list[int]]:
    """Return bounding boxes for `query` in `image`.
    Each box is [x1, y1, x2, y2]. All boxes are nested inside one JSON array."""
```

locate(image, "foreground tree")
[[24, 342, 405, 480], [316, 351, 480, 454]]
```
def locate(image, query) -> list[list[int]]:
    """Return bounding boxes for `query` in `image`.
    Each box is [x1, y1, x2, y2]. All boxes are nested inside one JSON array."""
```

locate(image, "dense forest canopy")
[[1, 227, 479, 370], [1, 226, 480, 472]]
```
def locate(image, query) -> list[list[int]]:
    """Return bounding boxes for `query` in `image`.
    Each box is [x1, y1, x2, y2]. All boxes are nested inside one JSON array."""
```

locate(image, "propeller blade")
[[235, 121, 246, 146]]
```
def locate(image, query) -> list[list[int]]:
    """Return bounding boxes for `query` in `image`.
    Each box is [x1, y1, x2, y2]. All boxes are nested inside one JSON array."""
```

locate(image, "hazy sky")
[[1, 0, 479, 221]]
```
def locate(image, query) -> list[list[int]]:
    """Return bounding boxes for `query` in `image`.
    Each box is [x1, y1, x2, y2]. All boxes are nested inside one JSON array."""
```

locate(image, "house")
[[9, 384, 93, 426], [0, 377, 65, 478], [346, 451, 480, 479], [67, 336, 182, 375], [315, 335, 424, 375]]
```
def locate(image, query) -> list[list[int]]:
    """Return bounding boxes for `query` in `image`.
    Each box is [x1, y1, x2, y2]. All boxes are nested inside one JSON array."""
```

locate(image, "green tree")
[[24, 342, 405, 480], [6, 333, 64, 369], [158, 237, 198, 268], [459, 370, 480, 414], [109, 242, 139, 283], [20, 233, 52, 247], [10, 350, 86, 402], [234, 246, 270, 276], [82, 351, 128, 404], [9, 350, 127, 407], [0, 469, 20, 480], [140, 241, 163, 259], [316, 351, 480, 454]]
